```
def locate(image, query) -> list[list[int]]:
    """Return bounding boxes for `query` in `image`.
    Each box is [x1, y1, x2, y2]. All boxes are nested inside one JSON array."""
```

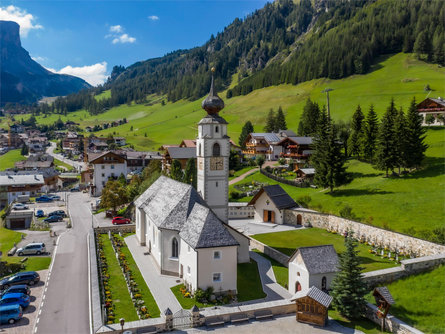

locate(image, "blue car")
[[0, 293, 30, 309], [1, 285, 30, 297], [0, 304, 23, 324], [36, 209, 45, 218], [36, 196, 53, 203], [44, 215, 63, 223]]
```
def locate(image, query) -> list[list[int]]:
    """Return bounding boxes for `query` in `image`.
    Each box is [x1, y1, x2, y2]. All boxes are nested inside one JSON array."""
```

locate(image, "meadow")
[[0, 149, 26, 171]]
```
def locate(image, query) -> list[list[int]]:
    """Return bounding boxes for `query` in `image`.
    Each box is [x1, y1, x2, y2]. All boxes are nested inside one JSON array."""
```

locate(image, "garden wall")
[[284, 209, 445, 257], [365, 303, 424, 334], [249, 237, 290, 267], [260, 169, 309, 188]]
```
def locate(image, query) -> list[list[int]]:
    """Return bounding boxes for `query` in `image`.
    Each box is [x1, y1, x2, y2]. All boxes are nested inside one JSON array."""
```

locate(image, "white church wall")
[[197, 246, 237, 293], [253, 191, 283, 224], [288, 256, 310, 294], [179, 239, 198, 291], [160, 229, 180, 275]]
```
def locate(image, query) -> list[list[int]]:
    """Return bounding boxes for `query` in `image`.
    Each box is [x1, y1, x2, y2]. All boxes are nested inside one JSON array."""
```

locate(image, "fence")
[[260, 169, 309, 188]]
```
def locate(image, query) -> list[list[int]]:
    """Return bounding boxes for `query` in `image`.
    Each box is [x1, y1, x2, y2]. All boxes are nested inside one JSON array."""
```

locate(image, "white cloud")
[[109, 25, 122, 33], [148, 15, 159, 21], [31, 56, 47, 62], [0, 5, 43, 37], [47, 62, 108, 86], [106, 24, 136, 44], [112, 33, 136, 44]]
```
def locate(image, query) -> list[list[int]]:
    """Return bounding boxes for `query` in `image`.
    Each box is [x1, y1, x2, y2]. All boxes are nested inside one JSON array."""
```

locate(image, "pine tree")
[[170, 159, 184, 181], [405, 97, 428, 169], [375, 106, 397, 177], [275, 106, 287, 131], [238, 121, 254, 148], [330, 234, 367, 320], [183, 158, 197, 188], [298, 99, 320, 136], [264, 109, 276, 133], [394, 107, 407, 174], [363, 104, 378, 162], [20, 144, 28, 156], [348, 105, 365, 158], [312, 108, 329, 189]]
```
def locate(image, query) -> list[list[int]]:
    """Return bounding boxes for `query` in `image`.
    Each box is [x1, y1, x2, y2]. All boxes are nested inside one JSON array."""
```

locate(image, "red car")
[[112, 217, 131, 225]]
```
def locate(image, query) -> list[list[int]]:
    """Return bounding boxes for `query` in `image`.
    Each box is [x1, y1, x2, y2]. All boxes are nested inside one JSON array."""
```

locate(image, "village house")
[[1, 168, 59, 192], [123, 151, 162, 172], [88, 151, 127, 196], [242, 133, 282, 160], [135, 75, 250, 294], [278, 136, 313, 164], [0, 174, 44, 209], [162, 146, 196, 171], [26, 136, 48, 153], [15, 154, 54, 170], [416, 97, 445, 126], [288, 245, 339, 294]]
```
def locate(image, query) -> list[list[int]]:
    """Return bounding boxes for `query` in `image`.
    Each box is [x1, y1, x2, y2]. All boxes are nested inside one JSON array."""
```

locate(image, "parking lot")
[[0, 270, 48, 334]]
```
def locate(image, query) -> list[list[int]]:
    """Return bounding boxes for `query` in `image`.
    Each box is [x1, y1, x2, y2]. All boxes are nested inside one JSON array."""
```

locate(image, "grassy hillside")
[[2, 53, 444, 151], [230, 128, 445, 239]]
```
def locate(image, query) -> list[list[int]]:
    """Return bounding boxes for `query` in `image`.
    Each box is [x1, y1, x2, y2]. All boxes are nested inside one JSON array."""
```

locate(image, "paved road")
[[46, 142, 86, 172], [35, 192, 92, 334]]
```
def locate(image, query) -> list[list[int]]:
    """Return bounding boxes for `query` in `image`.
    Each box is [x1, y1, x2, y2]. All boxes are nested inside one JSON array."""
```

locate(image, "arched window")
[[212, 143, 220, 157], [321, 276, 327, 291], [172, 238, 179, 258], [296, 281, 302, 292]]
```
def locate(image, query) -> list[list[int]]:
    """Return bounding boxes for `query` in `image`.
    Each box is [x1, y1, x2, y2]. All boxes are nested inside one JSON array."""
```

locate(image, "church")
[[135, 71, 249, 295]]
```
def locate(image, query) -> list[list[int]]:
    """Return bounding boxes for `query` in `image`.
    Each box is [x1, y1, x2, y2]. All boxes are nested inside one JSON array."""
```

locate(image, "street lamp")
[[322, 88, 333, 119], [119, 318, 125, 333]]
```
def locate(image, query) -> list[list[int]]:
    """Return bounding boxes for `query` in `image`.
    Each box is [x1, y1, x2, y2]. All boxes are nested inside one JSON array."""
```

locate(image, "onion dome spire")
[[201, 67, 224, 115]]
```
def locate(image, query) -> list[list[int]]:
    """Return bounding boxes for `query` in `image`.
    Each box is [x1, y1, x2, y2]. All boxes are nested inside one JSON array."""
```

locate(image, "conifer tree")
[[330, 233, 367, 320], [298, 99, 320, 136], [375, 104, 397, 177], [170, 159, 184, 182], [348, 105, 365, 158], [183, 158, 197, 189], [264, 109, 276, 133], [394, 107, 408, 173], [405, 97, 428, 169], [275, 106, 287, 131], [363, 104, 378, 162], [21, 144, 28, 156], [238, 121, 254, 148]]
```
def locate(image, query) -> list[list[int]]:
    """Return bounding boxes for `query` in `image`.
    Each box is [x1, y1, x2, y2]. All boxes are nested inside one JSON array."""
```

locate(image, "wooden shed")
[[291, 286, 333, 327]]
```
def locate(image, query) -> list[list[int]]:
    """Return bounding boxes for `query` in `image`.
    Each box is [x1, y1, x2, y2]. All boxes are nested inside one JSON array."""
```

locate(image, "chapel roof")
[[288, 245, 339, 274], [248, 184, 298, 210]]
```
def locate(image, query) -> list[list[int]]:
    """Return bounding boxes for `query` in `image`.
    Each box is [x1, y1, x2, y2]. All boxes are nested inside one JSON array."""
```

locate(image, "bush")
[[278, 158, 286, 165], [230, 190, 241, 199], [264, 166, 272, 173], [339, 205, 356, 220], [297, 195, 312, 208]]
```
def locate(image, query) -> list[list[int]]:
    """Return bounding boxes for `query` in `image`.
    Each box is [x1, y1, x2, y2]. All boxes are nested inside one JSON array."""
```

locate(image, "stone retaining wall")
[[249, 237, 290, 267], [284, 209, 445, 257], [94, 225, 136, 234], [365, 303, 424, 334]]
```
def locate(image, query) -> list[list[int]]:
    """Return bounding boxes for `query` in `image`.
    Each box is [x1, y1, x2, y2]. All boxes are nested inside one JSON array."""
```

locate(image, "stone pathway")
[[125, 234, 183, 314], [249, 251, 291, 301], [229, 168, 259, 185]]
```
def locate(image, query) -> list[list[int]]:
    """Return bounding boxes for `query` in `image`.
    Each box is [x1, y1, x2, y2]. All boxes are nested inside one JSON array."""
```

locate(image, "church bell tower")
[[197, 68, 229, 223]]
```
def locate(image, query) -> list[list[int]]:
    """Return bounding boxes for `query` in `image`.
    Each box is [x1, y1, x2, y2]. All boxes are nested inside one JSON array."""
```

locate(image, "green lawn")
[[229, 166, 257, 180], [253, 228, 397, 272], [237, 260, 266, 302], [0, 149, 26, 171], [54, 158, 74, 171], [230, 127, 445, 241], [100, 234, 138, 323], [171, 284, 212, 309], [253, 250, 288, 289], [366, 265, 445, 333], [328, 309, 383, 334], [115, 234, 160, 318]]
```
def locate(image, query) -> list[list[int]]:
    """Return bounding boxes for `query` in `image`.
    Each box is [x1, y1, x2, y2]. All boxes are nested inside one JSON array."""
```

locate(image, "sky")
[[0, 1, 269, 86]]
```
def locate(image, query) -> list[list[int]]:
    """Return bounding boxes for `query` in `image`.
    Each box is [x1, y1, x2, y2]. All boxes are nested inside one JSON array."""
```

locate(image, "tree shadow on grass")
[[330, 189, 393, 197], [401, 157, 445, 179]]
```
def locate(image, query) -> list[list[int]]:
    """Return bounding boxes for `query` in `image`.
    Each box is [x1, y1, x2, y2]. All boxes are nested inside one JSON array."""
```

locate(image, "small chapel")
[[135, 71, 249, 294]]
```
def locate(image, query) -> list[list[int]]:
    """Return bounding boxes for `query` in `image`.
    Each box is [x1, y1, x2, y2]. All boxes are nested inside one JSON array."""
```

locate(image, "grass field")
[[100, 234, 138, 323], [253, 250, 288, 288], [0, 227, 51, 277], [0, 149, 25, 171], [366, 265, 445, 333], [229, 166, 257, 180], [253, 228, 397, 272], [237, 260, 266, 302], [54, 158, 74, 171], [230, 127, 445, 239], [1, 53, 443, 150]]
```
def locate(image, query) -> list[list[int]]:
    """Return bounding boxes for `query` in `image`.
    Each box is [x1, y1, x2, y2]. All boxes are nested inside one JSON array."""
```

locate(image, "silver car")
[[17, 243, 46, 256]]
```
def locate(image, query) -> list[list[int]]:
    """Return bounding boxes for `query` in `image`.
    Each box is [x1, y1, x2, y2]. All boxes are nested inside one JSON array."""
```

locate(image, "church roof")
[[135, 176, 238, 249], [201, 73, 224, 115], [288, 245, 339, 274]]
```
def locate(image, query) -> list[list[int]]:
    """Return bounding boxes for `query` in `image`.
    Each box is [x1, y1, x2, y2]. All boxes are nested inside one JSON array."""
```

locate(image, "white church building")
[[135, 72, 249, 294]]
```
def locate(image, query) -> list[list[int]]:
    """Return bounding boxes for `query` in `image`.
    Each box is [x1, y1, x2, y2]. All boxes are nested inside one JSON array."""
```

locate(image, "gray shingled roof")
[[374, 287, 395, 305], [263, 184, 297, 209], [430, 98, 445, 107], [180, 203, 239, 249], [136, 176, 238, 249], [0, 168, 58, 179], [287, 136, 313, 145], [291, 286, 333, 308], [167, 147, 196, 159], [290, 245, 339, 274], [198, 114, 228, 125], [0, 174, 44, 186], [251, 133, 281, 144]]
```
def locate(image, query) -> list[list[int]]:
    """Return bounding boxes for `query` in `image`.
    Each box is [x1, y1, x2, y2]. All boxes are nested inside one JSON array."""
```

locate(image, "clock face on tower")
[[210, 157, 224, 170]]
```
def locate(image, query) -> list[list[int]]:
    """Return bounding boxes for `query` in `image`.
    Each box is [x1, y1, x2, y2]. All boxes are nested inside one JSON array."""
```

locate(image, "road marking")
[[87, 232, 93, 334], [36, 318, 39, 324], [42, 294, 45, 300], [45, 287, 47, 293], [39, 309, 42, 315], [34, 326, 38, 333], [41, 301, 44, 307]]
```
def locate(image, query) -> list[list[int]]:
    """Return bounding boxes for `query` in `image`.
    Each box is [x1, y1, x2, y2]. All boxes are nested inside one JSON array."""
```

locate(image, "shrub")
[[278, 158, 286, 165], [230, 190, 241, 199], [339, 205, 356, 220], [297, 195, 312, 208]]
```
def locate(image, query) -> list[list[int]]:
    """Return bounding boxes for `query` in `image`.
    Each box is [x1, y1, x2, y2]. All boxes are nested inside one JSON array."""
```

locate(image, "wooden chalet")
[[279, 136, 313, 163], [416, 97, 445, 126], [162, 146, 196, 171], [291, 286, 333, 327]]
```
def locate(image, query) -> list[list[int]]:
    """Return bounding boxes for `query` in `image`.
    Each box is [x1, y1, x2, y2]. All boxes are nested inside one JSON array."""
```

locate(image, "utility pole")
[[322, 88, 333, 119]]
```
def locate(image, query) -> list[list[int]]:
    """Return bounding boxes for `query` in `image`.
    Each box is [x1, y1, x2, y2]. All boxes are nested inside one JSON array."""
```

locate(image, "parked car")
[[36, 196, 53, 202], [0, 304, 23, 324], [70, 186, 80, 192], [47, 194, 61, 200], [48, 210, 66, 218], [36, 209, 45, 218], [1, 285, 30, 297], [0, 272, 40, 290], [112, 217, 131, 225], [12, 203, 28, 210], [44, 215, 63, 223], [17, 243, 46, 256], [0, 293, 30, 309]]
